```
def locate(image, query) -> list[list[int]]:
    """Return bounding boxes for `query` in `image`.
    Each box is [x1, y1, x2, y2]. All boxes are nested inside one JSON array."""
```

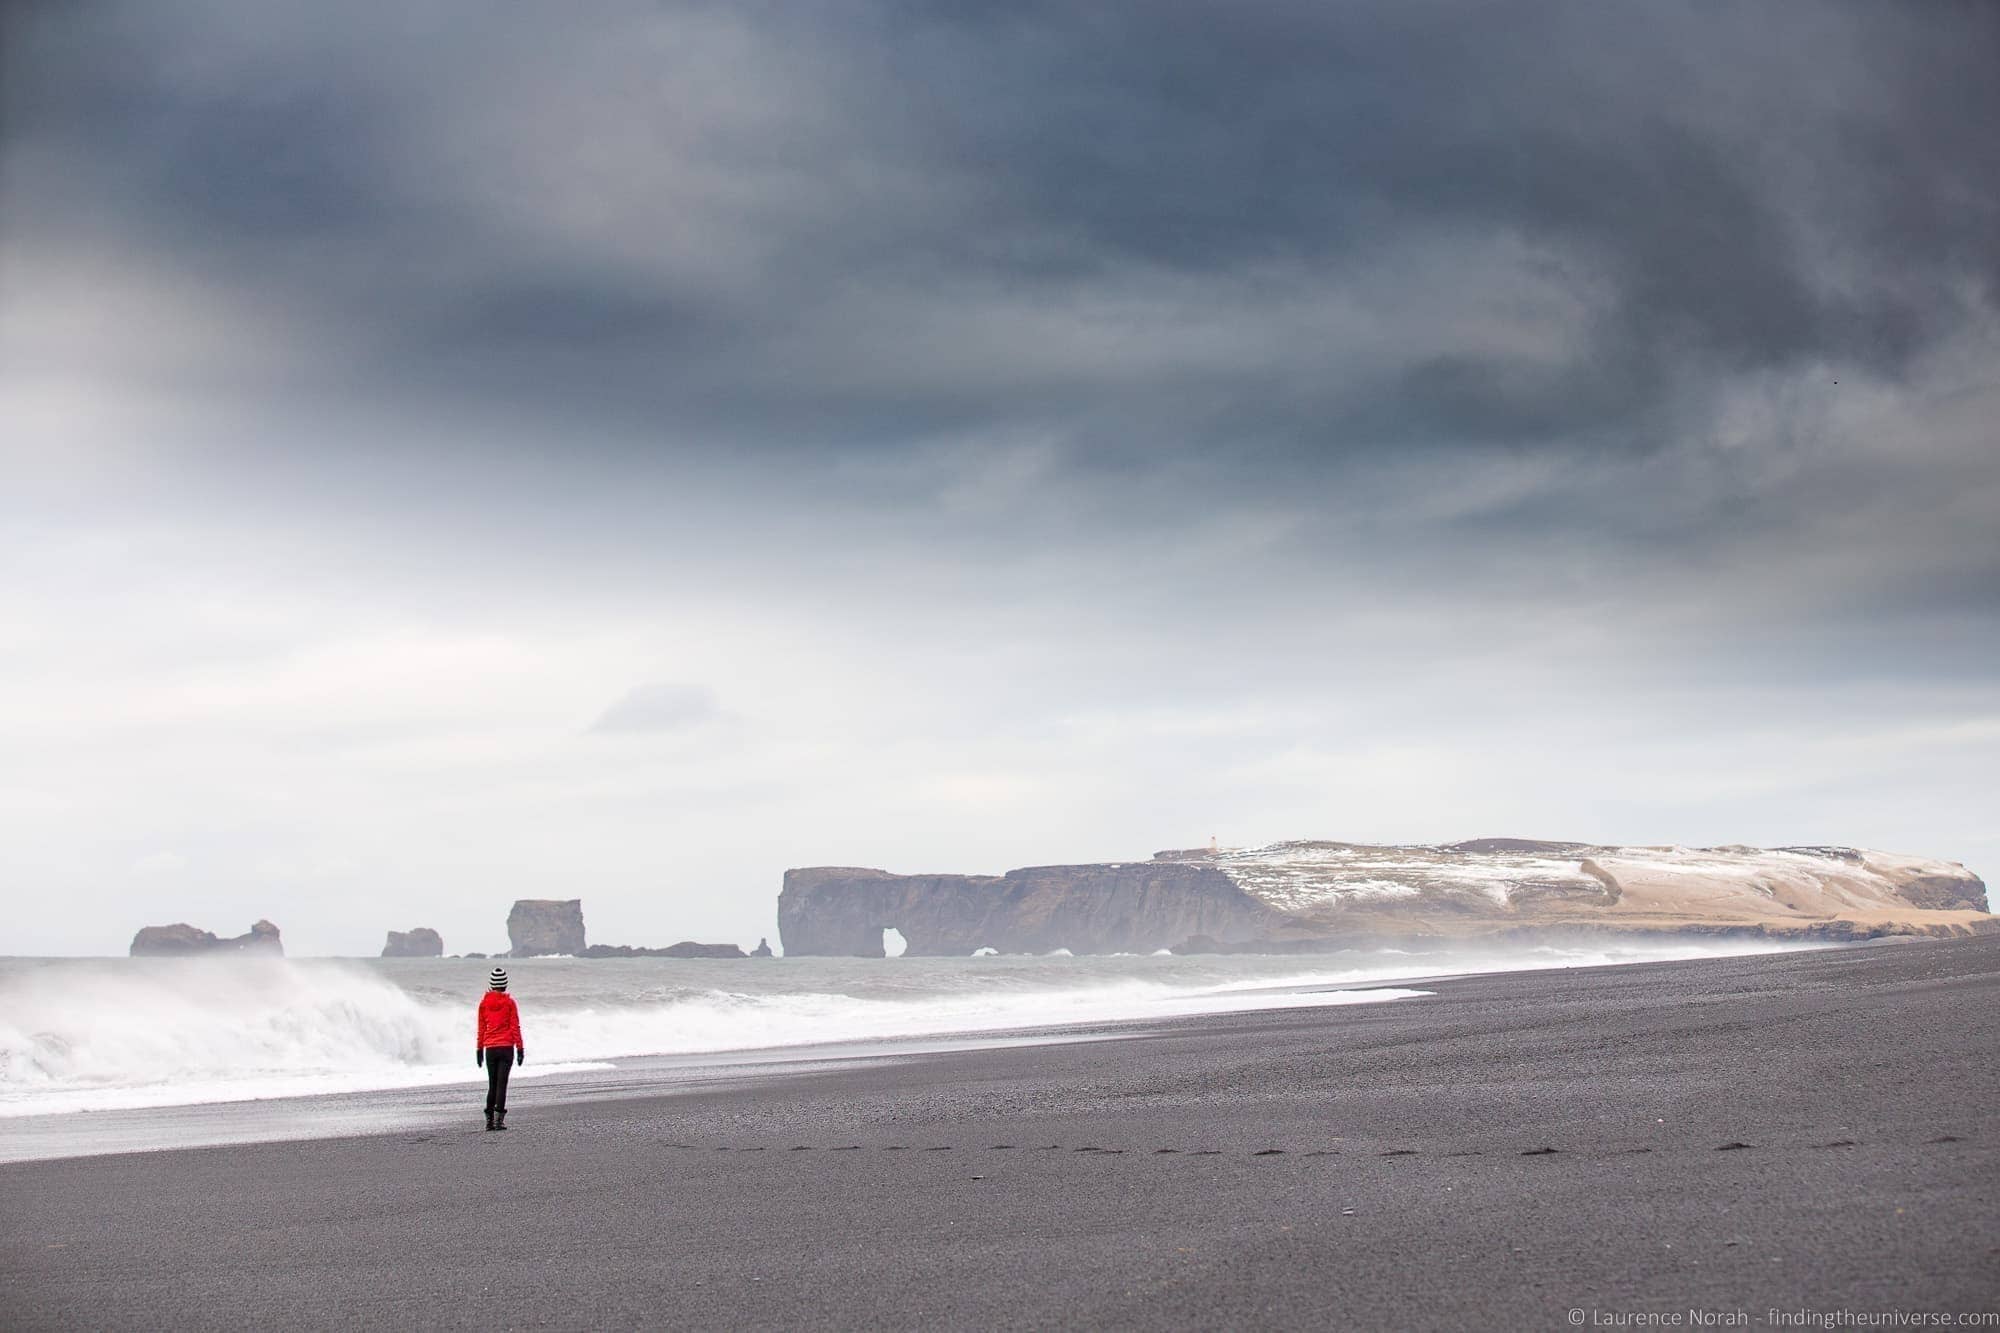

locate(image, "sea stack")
[[578, 941, 747, 958], [381, 927, 444, 958], [750, 937, 774, 958], [507, 899, 586, 957], [130, 919, 284, 957]]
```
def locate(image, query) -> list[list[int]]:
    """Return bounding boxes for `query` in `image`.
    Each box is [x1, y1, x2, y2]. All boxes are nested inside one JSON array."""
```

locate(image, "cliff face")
[[778, 862, 1285, 957], [1177, 841, 1991, 938], [382, 927, 444, 958], [507, 899, 586, 956], [778, 842, 1992, 955], [130, 919, 283, 957]]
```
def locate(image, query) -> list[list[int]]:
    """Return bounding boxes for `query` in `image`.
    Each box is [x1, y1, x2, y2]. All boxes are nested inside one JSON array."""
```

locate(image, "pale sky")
[[2, 1, 1996, 955]]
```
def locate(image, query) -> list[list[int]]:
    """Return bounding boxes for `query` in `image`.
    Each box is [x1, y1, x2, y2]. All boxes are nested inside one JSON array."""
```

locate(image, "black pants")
[[483, 1047, 515, 1114]]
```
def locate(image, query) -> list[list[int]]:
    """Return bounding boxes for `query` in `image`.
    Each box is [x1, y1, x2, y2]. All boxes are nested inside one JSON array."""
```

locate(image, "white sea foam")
[[0, 936, 1813, 1117]]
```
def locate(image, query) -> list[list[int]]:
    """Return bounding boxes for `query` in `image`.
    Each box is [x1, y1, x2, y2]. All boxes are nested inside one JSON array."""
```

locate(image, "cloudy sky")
[[3, 1, 1997, 955]]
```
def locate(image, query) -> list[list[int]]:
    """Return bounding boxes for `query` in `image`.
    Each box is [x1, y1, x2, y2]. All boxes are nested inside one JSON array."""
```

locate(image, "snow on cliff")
[[1153, 839, 1989, 932]]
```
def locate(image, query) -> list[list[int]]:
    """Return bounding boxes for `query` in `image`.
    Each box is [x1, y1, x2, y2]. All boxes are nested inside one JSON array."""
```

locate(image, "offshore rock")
[[578, 941, 748, 959], [779, 842, 1992, 956], [382, 927, 444, 958], [507, 899, 586, 957], [778, 862, 1284, 957], [130, 919, 284, 957], [750, 937, 775, 958]]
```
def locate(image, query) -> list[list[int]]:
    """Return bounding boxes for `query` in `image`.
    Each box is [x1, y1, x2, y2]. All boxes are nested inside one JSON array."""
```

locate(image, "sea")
[[0, 937, 1816, 1132]]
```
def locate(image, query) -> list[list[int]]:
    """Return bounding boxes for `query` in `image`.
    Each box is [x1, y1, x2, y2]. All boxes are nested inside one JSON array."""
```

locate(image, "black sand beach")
[[5, 938, 1997, 1331]]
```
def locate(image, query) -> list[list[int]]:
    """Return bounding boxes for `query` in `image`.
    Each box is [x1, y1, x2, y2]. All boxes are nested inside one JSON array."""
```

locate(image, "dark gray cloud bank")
[[2, 1, 1996, 952]]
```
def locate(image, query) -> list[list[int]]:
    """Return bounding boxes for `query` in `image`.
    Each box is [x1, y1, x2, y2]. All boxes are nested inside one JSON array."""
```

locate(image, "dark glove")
[[515, 1047, 526, 1066], [476, 1048, 484, 1068]]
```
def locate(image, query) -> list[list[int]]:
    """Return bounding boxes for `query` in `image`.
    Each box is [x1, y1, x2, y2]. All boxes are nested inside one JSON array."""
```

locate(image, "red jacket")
[[477, 991, 524, 1051]]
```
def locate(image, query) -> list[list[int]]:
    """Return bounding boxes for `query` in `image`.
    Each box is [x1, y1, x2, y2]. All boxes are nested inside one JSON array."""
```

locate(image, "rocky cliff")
[[507, 899, 586, 956], [130, 919, 283, 957], [779, 842, 1992, 955], [1173, 840, 1990, 940], [778, 862, 1285, 957], [381, 927, 444, 958]]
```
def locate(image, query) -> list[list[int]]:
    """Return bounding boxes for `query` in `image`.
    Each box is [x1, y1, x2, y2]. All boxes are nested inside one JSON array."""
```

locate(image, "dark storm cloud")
[[8, 0, 1997, 464], [5, 0, 2000, 648]]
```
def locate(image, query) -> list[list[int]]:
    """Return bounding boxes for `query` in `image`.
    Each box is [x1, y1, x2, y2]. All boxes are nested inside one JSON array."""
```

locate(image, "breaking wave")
[[0, 936, 1809, 1116]]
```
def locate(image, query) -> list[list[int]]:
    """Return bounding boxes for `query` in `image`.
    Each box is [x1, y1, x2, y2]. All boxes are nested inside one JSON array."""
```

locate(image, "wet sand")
[[4, 937, 1997, 1330]]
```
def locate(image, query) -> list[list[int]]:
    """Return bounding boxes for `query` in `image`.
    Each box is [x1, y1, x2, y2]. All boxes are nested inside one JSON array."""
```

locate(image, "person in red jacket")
[[476, 967, 526, 1131]]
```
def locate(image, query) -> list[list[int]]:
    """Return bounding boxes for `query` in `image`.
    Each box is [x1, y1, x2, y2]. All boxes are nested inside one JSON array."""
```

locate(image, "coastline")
[[0, 935, 1803, 1144], [5, 937, 1997, 1329]]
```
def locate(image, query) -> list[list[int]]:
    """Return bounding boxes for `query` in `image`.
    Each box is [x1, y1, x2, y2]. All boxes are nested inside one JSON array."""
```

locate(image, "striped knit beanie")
[[488, 966, 509, 991]]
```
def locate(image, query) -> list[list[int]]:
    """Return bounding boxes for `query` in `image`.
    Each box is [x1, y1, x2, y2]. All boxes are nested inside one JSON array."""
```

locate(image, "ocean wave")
[[0, 936, 1809, 1116], [0, 956, 1423, 1115]]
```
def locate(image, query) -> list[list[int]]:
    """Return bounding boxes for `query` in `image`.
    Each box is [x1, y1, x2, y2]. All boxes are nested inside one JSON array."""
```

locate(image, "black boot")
[[495, 1109, 508, 1131], [484, 1110, 496, 1131]]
